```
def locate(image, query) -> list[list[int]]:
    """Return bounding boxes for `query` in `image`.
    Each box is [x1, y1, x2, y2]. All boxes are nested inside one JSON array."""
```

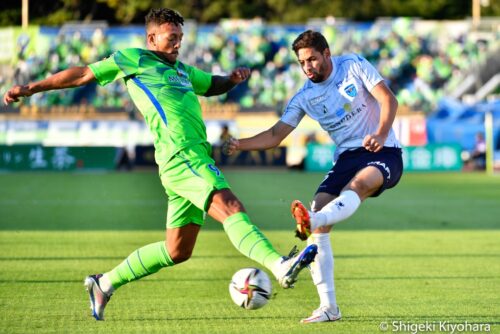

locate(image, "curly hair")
[[145, 8, 184, 29], [292, 30, 330, 54]]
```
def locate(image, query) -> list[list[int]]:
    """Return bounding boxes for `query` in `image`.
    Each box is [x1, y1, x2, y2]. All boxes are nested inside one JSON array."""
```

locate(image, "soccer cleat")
[[301, 306, 342, 323], [84, 274, 111, 321], [291, 200, 312, 241], [277, 244, 318, 288]]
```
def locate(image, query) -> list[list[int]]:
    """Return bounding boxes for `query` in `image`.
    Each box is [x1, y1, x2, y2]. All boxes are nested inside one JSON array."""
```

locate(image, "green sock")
[[223, 212, 282, 271], [106, 241, 175, 289]]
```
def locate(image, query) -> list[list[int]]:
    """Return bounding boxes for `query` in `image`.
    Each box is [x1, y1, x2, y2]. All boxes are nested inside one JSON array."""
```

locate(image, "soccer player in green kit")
[[3, 8, 318, 321]]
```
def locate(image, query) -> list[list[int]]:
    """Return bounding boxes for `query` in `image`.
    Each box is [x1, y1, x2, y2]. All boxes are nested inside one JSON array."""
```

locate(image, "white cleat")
[[301, 306, 342, 323], [277, 244, 318, 289], [84, 274, 111, 321]]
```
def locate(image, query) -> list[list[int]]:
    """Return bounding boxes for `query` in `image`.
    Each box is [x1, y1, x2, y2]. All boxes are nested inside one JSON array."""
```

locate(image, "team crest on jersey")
[[338, 80, 358, 101], [344, 84, 357, 97]]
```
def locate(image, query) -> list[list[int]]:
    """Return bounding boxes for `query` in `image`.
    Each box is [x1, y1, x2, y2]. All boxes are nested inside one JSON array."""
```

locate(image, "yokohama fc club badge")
[[344, 83, 357, 97]]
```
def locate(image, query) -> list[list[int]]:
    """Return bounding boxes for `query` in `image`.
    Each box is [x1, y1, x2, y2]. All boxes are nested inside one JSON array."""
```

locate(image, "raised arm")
[[224, 121, 295, 155], [362, 81, 398, 152], [204, 67, 250, 97], [3, 66, 96, 105]]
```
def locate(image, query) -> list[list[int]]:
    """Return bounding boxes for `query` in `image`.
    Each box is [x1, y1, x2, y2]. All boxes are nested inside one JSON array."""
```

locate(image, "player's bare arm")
[[362, 81, 398, 152], [225, 121, 295, 155], [3, 66, 96, 105], [204, 67, 251, 97]]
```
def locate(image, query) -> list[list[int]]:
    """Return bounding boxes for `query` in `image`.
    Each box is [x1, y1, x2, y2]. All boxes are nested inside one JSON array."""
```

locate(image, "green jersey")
[[88, 48, 212, 169]]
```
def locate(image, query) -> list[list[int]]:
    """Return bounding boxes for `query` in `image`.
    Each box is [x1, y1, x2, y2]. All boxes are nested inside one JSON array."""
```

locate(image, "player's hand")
[[222, 137, 240, 155], [229, 68, 250, 84], [3, 85, 32, 105], [362, 133, 386, 152]]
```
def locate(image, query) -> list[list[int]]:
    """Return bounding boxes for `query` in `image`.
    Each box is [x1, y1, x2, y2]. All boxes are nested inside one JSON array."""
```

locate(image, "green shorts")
[[160, 143, 230, 229]]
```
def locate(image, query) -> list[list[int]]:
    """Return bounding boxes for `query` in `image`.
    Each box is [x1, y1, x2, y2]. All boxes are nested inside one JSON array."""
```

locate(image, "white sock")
[[308, 233, 337, 310], [99, 273, 115, 295], [311, 190, 361, 229], [271, 256, 286, 279]]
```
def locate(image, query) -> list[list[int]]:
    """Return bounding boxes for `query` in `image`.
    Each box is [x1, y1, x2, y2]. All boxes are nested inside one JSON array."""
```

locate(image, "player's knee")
[[225, 199, 245, 215], [347, 178, 378, 199], [209, 189, 246, 221], [168, 248, 193, 264], [349, 179, 370, 193]]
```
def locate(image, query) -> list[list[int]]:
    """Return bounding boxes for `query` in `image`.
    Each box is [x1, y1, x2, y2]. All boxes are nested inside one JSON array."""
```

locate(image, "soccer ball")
[[228, 268, 272, 310]]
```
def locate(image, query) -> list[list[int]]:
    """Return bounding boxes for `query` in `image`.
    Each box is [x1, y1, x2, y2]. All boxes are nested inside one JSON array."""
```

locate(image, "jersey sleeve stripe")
[[131, 77, 168, 126]]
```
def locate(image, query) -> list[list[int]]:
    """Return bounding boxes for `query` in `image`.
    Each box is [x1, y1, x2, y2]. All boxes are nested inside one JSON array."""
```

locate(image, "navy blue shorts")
[[316, 147, 403, 197]]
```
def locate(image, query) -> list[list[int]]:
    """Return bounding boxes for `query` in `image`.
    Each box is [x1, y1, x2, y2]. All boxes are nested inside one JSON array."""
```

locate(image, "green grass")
[[1, 170, 500, 333]]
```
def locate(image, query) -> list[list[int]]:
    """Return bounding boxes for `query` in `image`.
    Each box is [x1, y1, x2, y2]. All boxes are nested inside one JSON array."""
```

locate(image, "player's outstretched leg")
[[292, 191, 361, 237], [222, 212, 317, 288], [84, 274, 111, 321]]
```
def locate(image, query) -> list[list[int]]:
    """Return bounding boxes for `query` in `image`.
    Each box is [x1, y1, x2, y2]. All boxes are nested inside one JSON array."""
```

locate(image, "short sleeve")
[[88, 48, 140, 86], [184, 64, 212, 95], [280, 94, 305, 128], [352, 54, 383, 93]]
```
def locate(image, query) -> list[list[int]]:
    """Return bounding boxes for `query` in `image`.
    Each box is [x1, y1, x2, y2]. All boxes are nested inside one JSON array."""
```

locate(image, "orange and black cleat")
[[291, 200, 312, 241]]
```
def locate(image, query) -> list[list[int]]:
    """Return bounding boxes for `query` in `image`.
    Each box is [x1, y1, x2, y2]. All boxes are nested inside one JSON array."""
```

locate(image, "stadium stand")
[[0, 18, 498, 170], [1, 18, 498, 116]]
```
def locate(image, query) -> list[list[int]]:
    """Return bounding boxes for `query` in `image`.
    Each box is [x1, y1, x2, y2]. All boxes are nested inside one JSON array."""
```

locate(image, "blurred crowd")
[[1, 18, 498, 114]]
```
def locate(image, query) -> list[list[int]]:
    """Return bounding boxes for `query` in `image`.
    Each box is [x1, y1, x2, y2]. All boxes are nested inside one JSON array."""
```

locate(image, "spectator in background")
[[471, 132, 486, 170], [2, 18, 495, 114], [218, 123, 232, 145]]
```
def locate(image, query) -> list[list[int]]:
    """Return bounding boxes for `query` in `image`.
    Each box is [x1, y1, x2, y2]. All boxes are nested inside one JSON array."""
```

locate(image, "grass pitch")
[[0, 170, 499, 333]]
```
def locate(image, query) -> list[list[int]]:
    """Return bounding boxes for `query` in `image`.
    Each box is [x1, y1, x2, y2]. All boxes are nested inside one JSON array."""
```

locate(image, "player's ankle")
[[270, 257, 286, 279], [99, 274, 115, 295], [311, 211, 326, 230]]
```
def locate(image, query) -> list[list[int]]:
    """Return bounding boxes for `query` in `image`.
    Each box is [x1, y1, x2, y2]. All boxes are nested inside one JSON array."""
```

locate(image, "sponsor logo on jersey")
[[168, 75, 192, 87], [330, 103, 366, 129], [309, 93, 328, 106], [344, 103, 352, 112], [335, 108, 344, 117]]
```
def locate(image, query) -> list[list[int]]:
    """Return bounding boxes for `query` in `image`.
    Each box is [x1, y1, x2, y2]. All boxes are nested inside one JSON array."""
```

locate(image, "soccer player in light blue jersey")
[[226, 30, 403, 323]]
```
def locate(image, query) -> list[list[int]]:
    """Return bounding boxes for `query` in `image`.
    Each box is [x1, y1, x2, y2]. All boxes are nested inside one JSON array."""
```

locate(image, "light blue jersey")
[[281, 54, 400, 161]]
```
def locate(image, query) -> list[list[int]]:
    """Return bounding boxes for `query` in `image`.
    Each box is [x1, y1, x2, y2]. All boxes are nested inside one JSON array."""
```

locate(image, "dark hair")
[[145, 8, 184, 29], [292, 30, 330, 54]]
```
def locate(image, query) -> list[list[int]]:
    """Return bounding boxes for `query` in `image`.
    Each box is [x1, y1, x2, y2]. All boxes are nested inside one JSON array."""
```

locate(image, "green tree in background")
[[1, 0, 499, 26]]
